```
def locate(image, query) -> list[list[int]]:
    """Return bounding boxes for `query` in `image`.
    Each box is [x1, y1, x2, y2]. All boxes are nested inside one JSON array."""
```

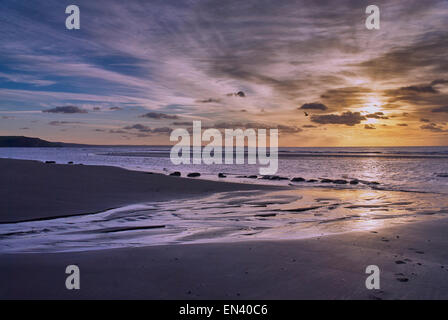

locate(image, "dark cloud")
[[384, 80, 448, 109], [140, 112, 179, 120], [212, 121, 301, 133], [196, 98, 221, 104], [48, 121, 81, 126], [420, 118, 430, 122], [109, 129, 128, 134], [302, 125, 317, 128], [172, 121, 192, 126], [42, 106, 88, 114], [226, 91, 246, 98], [319, 87, 373, 111], [123, 124, 172, 135], [365, 112, 389, 119], [110, 107, 122, 111], [397, 85, 438, 94], [420, 123, 447, 132], [432, 106, 448, 113], [299, 103, 328, 111], [397, 123, 408, 127], [150, 127, 171, 133], [364, 124, 376, 130], [431, 79, 448, 86], [311, 111, 366, 126], [124, 124, 152, 132], [358, 32, 448, 80]]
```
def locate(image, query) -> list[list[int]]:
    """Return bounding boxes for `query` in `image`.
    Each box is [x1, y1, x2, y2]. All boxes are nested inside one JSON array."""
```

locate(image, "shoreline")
[[1, 157, 448, 299], [0, 158, 284, 224]]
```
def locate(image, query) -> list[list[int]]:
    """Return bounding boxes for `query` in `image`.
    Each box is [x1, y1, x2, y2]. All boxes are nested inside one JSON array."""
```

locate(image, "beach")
[[1, 158, 448, 299], [0, 158, 280, 223]]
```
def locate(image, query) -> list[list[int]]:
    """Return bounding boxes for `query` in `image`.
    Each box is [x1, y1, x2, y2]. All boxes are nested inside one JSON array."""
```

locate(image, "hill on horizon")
[[0, 136, 86, 148]]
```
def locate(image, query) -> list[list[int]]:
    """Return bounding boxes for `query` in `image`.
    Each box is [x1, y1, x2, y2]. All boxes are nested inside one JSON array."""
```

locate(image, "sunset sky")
[[1, 0, 448, 146]]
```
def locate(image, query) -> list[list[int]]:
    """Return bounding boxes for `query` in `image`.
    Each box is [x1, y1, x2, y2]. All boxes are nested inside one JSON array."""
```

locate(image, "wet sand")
[[1, 217, 448, 299], [1, 158, 447, 299], [0, 158, 280, 223]]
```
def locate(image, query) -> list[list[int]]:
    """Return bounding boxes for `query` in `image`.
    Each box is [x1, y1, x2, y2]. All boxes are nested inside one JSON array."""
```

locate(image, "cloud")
[[0, 72, 55, 87], [365, 112, 389, 119], [196, 98, 221, 104], [109, 107, 122, 111], [311, 111, 366, 126], [124, 124, 152, 132], [397, 123, 408, 127], [212, 121, 302, 133], [420, 123, 447, 132], [364, 124, 376, 130], [432, 106, 448, 113], [431, 79, 448, 86], [358, 32, 448, 80], [139, 112, 179, 120], [122, 124, 172, 135], [1, 0, 447, 145], [319, 87, 372, 110], [420, 118, 430, 122], [42, 106, 88, 114], [109, 129, 128, 134], [172, 121, 192, 126], [397, 85, 438, 94], [299, 103, 328, 111], [48, 121, 81, 126]]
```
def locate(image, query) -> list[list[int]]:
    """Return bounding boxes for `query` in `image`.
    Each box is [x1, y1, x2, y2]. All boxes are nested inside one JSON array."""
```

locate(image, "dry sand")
[[1, 158, 447, 299]]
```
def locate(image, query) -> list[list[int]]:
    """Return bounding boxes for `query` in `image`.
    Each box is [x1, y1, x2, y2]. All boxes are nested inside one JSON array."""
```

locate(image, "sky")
[[0, 0, 448, 146]]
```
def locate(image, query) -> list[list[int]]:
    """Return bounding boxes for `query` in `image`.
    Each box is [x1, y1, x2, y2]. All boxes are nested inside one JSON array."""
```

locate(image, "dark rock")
[[307, 179, 318, 183], [261, 175, 288, 180], [396, 278, 409, 282], [218, 173, 227, 178], [321, 179, 333, 183], [247, 175, 258, 179], [333, 179, 348, 184], [291, 177, 306, 182], [349, 180, 359, 185], [187, 172, 201, 178], [67, 161, 74, 165], [45, 161, 56, 164], [395, 260, 406, 264], [437, 174, 448, 178], [170, 171, 181, 177], [272, 176, 288, 181]]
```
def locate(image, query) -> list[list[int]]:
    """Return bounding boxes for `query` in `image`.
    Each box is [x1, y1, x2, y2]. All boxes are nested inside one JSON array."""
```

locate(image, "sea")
[[0, 146, 447, 194], [1, 146, 448, 252]]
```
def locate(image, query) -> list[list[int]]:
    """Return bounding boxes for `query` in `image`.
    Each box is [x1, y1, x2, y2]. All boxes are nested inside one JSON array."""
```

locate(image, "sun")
[[359, 95, 386, 114], [362, 105, 382, 114]]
